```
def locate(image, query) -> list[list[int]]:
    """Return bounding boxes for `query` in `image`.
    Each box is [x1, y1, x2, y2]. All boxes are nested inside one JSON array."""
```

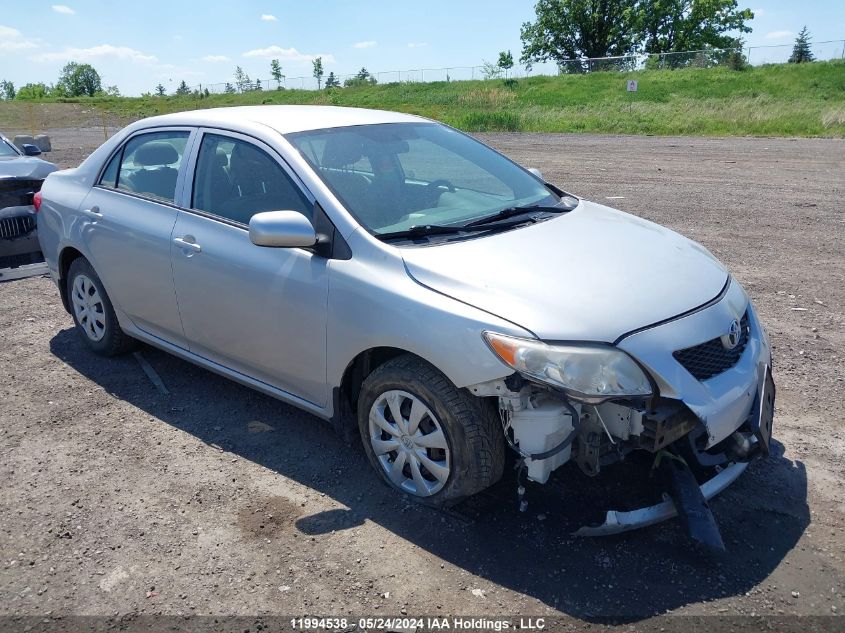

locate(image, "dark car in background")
[[0, 133, 57, 280]]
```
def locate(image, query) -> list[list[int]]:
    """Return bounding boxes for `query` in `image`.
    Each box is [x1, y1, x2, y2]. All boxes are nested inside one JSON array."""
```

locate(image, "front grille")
[[0, 214, 37, 239], [673, 311, 750, 381]]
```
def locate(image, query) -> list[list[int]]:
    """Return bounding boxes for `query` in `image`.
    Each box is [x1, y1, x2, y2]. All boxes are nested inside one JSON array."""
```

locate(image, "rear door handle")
[[173, 237, 202, 253], [81, 206, 102, 220]]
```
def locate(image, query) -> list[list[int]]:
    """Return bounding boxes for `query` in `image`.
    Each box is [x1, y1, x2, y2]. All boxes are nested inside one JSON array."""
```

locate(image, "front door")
[[78, 128, 193, 346], [170, 130, 329, 406]]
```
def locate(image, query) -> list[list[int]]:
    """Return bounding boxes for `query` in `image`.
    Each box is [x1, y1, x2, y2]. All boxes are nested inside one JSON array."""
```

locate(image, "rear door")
[[170, 129, 329, 406], [78, 128, 195, 347]]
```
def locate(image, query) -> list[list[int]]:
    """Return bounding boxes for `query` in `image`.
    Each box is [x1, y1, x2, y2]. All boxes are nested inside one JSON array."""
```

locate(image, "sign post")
[[626, 79, 638, 115]]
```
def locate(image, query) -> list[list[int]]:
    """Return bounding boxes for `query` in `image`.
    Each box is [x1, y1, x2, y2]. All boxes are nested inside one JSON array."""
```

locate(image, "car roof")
[[139, 105, 427, 135]]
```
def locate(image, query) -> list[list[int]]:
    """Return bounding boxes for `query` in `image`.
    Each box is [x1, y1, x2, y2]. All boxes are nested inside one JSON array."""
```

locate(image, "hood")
[[401, 201, 728, 342], [0, 155, 58, 180]]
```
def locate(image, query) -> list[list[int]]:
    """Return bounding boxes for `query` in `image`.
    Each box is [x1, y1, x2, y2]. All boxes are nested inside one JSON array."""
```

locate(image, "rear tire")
[[357, 354, 505, 507], [67, 257, 136, 356]]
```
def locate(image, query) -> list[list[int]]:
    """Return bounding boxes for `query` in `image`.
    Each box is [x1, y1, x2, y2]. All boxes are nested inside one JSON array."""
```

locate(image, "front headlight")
[[483, 332, 652, 402]]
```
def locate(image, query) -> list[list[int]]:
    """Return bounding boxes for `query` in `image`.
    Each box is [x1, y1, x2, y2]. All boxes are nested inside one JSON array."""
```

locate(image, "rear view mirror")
[[22, 144, 42, 157], [249, 211, 317, 248]]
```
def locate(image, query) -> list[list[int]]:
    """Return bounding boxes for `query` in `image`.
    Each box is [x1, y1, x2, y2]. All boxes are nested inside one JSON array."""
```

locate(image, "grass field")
[[6, 60, 845, 137]]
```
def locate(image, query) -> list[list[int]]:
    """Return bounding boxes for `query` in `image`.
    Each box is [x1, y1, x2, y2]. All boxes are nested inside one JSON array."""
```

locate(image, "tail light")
[[33, 190, 42, 212]]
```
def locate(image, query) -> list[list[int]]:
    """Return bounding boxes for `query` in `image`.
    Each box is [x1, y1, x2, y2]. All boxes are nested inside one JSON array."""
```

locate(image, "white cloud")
[[51, 5, 75, 14], [407, 42, 428, 48], [0, 25, 35, 53], [34, 44, 158, 63], [202, 55, 229, 62], [242, 45, 335, 64], [260, 14, 277, 22], [353, 40, 377, 49], [765, 30, 793, 39], [0, 25, 37, 52]]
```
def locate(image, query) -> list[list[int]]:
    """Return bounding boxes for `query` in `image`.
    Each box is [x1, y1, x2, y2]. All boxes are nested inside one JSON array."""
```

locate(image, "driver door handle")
[[81, 206, 102, 220], [173, 237, 202, 253]]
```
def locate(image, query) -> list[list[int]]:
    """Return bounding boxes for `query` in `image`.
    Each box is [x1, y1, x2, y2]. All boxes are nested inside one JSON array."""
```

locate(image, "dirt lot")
[[1, 126, 843, 628]]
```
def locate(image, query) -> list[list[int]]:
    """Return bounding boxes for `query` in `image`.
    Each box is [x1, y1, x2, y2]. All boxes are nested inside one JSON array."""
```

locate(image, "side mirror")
[[528, 167, 544, 181], [249, 210, 317, 248], [22, 144, 42, 157]]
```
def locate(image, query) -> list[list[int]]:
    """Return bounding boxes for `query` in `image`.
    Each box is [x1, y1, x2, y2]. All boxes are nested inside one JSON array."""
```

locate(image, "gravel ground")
[[1, 131, 843, 627]]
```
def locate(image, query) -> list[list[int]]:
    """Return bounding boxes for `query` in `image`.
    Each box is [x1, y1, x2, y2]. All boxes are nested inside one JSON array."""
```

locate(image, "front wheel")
[[357, 354, 505, 507], [67, 257, 136, 356]]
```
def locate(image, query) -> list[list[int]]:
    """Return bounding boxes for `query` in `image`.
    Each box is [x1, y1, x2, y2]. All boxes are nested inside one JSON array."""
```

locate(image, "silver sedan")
[[36, 106, 774, 544]]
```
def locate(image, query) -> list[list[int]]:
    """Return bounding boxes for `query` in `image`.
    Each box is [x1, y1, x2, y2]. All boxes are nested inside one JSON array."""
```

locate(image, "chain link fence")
[[191, 40, 844, 94]]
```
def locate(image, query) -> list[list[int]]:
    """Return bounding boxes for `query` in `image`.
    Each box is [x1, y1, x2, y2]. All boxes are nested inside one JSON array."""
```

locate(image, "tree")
[[234, 66, 251, 92], [520, 0, 755, 70], [324, 72, 340, 89], [520, 0, 638, 68], [0, 80, 15, 101], [102, 85, 121, 97], [56, 62, 102, 97], [637, 0, 754, 54], [174, 80, 191, 96], [224, 82, 236, 94], [497, 50, 515, 75], [481, 60, 503, 80], [15, 83, 52, 100], [312, 56, 324, 89], [344, 68, 377, 87], [789, 26, 814, 63], [270, 59, 284, 86], [155, 83, 166, 97]]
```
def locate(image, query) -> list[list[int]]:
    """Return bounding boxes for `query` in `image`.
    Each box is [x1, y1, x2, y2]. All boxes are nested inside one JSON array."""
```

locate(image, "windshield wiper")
[[463, 202, 575, 228], [377, 218, 533, 241]]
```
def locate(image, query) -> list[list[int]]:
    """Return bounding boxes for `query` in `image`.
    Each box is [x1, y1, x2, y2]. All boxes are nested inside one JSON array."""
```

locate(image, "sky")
[[1, 0, 843, 96]]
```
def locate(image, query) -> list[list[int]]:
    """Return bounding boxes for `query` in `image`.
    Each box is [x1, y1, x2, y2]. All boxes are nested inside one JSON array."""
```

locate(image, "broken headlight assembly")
[[483, 332, 652, 403]]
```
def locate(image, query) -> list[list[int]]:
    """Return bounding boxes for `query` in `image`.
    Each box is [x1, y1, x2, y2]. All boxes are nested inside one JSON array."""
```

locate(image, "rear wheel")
[[67, 258, 136, 356], [357, 354, 505, 507]]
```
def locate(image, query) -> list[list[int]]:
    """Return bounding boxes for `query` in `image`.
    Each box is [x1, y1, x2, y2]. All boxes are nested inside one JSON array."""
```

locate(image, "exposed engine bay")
[[469, 369, 775, 550]]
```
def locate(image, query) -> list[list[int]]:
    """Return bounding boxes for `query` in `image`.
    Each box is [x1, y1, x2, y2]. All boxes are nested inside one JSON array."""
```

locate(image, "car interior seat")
[[127, 142, 180, 200], [319, 136, 370, 207], [221, 142, 306, 224]]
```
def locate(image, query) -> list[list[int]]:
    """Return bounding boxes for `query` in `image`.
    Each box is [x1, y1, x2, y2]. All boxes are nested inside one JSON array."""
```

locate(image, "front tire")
[[67, 258, 136, 356], [357, 354, 505, 507]]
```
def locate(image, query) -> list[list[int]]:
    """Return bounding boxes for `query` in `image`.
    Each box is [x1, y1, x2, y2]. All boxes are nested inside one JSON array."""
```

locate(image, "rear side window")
[[191, 133, 311, 225], [110, 131, 190, 203], [99, 151, 120, 187]]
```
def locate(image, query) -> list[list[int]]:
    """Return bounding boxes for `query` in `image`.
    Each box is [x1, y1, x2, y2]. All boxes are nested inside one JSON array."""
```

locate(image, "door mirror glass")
[[249, 210, 317, 248], [22, 144, 42, 156], [528, 167, 544, 181]]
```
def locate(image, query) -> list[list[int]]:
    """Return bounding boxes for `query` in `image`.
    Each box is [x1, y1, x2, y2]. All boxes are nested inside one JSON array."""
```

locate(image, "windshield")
[[286, 122, 559, 235], [0, 138, 20, 158]]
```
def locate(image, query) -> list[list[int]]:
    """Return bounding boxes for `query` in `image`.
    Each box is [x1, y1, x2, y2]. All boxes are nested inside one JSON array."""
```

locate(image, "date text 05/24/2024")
[[290, 616, 547, 630]]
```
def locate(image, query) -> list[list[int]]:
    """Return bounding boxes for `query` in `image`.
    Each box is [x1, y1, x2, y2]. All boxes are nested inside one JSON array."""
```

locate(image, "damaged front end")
[[0, 178, 48, 281], [472, 286, 775, 550]]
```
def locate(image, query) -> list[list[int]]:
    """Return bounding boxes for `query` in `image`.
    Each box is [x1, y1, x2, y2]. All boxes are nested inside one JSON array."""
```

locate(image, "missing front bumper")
[[572, 459, 748, 537]]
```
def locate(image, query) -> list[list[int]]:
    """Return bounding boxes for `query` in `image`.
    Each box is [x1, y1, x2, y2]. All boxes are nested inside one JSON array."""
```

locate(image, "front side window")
[[0, 138, 19, 157], [191, 133, 311, 225], [286, 122, 559, 235], [113, 131, 190, 202]]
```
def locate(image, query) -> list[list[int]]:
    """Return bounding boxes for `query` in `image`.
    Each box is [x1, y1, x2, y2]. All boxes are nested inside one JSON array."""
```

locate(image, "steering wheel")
[[427, 179, 456, 193]]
